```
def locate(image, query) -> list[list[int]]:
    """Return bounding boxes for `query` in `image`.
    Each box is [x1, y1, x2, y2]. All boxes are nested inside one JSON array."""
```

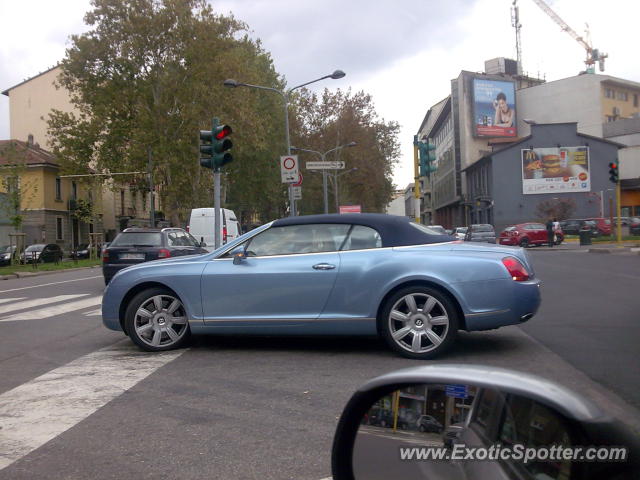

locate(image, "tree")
[[47, 0, 288, 226], [535, 198, 576, 221], [289, 88, 400, 213], [0, 142, 39, 231]]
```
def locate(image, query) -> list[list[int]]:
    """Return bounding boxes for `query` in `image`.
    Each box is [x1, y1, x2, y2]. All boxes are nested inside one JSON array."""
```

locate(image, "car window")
[[473, 224, 495, 232], [341, 225, 382, 250], [25, 245, 44, 252], [167, 231, 190, 247], [111, 232, 162, 246], [408, 223, 448, 235], [529, 224, 545, 230], [245, 224, 350, 256], [498, 394, 573, 479], [187, 233, 201, 247]]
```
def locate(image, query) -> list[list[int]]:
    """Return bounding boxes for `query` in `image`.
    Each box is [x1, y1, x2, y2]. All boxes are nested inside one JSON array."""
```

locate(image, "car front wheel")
[[124, 287, 190, 352], [519, 237, 529, 248], [379, 286, 459, 360]]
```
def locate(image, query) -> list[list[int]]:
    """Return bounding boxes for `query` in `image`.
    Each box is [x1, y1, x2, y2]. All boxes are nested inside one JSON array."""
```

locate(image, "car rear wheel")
[[519, 237, 530, 248], [124, 287, 190, 352], [379, 286, 459, 360]]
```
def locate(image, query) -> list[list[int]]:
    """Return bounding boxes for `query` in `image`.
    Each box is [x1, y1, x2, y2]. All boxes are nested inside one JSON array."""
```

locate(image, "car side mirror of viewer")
[[230, 246, 246, 265], [331, 365, 640, 480]]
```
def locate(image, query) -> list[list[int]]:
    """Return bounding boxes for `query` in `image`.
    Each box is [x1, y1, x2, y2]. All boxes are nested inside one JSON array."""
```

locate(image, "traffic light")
[[608, 159, 618, 183], [200, 118, 233, 170], [418, 140, 436, 177]]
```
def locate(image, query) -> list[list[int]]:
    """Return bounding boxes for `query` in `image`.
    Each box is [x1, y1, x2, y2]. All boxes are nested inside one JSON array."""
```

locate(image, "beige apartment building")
[[2, 65, 157, 244]]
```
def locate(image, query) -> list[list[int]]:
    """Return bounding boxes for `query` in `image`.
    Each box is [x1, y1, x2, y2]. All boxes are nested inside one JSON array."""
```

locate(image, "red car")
[[499, 222, 564, 247], [584, 217, 612, 236]]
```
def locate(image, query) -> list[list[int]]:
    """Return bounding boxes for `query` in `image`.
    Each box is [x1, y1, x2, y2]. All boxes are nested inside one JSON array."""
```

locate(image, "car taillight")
[[223, 227, 228, 243], [186, 225, 190, 233], [158, 249, 171, 259], [102, 250, 109, 263], [502, 256, 530, 281]]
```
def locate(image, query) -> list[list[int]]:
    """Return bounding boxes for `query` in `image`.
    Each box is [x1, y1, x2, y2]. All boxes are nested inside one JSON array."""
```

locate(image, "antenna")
[[511, 0, 523, 75]]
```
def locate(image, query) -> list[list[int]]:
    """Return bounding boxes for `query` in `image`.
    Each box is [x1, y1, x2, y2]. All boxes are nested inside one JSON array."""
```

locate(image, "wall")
[[7, 67, 79, 149], [489, 123, 620, 232], [516, 74, 604, 138], [619, 146, 640, 179]]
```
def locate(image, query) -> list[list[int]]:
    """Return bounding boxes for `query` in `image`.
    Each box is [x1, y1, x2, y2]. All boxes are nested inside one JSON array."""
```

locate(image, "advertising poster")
[[521, 146, 590, 194], [473, 79, 517, 137]]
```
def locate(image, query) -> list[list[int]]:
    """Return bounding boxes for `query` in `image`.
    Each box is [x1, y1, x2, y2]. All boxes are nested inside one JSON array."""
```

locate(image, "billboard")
[[521, 146, 590, 195], [473, 78, 517, 137]]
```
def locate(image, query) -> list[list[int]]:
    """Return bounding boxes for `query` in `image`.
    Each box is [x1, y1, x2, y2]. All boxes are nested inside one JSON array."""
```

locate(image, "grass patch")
[[0, 258, 101, 276]]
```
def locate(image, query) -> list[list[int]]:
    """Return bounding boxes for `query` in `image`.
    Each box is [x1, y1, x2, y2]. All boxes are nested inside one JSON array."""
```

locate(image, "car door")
[[200, 223, 350, 324]]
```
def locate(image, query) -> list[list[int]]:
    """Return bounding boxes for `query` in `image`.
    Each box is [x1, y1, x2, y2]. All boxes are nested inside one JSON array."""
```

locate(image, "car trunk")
[[106, 246, 165, 265]]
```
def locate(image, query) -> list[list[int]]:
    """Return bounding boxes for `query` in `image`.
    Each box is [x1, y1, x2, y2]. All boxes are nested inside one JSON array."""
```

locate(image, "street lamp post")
[[223, 70, 345, 216], [330, 167, 358, 213], [291, 142, 356, 214]]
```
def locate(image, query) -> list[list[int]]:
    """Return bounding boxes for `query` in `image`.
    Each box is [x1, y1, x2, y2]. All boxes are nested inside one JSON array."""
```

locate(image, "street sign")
[[292, 173, 303, 187], [281, 155, 299, 183], [305, 161, 345, 170], [445, 384, 468, 399], [292, 186, 302, 200], [339, 205, 361, 214]]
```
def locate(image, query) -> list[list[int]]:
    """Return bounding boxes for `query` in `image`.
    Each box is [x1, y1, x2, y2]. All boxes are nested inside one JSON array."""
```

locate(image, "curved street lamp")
[[223, 71, 346, 216]]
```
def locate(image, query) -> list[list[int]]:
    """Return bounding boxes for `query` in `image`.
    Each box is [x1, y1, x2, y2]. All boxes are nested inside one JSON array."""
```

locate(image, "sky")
[[1, 0, 639, 189]]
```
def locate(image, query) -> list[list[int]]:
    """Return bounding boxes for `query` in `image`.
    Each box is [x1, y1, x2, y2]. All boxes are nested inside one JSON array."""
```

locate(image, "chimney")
[[27, 134, 34, 146]]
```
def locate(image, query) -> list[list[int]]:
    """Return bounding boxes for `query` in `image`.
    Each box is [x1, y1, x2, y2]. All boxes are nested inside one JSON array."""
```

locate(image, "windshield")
[[110, 232, 162, 247], [25, 245, 44, 252], [472, 225, 494, 233]]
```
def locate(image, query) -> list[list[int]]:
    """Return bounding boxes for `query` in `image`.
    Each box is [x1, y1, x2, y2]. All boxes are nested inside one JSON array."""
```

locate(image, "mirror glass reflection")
[[353, 383, 573, 480]]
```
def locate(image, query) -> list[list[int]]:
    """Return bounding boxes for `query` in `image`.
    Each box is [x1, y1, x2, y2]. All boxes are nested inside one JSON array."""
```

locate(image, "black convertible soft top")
[[272, 213, 455, 247]]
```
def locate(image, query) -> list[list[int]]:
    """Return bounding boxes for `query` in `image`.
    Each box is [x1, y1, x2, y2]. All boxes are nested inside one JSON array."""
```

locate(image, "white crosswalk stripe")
[[0, 341, 185, 470], [0, 294, 88, 316], [0, 297, 26, 305], [0, 295, 103, 322], [84, 308, 102, 317]]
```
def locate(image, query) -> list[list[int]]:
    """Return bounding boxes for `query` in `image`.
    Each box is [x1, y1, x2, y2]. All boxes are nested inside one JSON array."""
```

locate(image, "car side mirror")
[[230, 246, 247, 265], [331, 365, 640, 480]]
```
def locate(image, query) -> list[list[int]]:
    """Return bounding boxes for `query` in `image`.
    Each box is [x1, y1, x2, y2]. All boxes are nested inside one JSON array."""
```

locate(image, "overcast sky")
[[1, 0, 639, 188]]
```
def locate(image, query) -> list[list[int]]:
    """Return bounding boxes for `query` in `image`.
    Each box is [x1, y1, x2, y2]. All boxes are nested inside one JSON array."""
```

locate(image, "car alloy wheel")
[[125, 287, 190, 351], [519, 237, 529, 248], [380, 286, 459, 359]]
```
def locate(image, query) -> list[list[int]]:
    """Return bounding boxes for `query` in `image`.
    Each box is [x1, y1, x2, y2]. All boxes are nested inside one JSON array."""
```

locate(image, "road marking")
[[0, 297, 26, 305], [84, 308, 102, 317], [0, 294, 88, 316], [0, 341, 185, 470], [0, 275, 102, 294], [0, 296, 102, 322]]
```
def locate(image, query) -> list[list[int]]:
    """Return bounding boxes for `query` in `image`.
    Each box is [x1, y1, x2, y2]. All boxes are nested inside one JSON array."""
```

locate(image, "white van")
[[187, 208, 241, 250]]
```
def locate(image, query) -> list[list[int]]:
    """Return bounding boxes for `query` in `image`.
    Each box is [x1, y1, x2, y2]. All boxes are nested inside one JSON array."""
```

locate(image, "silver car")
[[464, 224, 496, 243]]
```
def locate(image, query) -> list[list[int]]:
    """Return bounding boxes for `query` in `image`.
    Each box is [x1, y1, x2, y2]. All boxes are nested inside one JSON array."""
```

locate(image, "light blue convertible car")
[[102, 214, 541, 359]]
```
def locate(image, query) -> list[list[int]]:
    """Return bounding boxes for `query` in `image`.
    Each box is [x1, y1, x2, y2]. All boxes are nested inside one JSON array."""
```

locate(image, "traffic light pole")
[[413, 136, 421, 224], [214, 167, 221, 249], [148, 147, 155, 228], [616, 180, 622, 244]]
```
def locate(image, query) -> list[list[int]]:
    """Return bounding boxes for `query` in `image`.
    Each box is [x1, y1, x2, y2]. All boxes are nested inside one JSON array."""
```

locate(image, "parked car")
[[368, 409, 411, 430], [442, 422, 465, 448], [21, 243, 64, 263], [464, 224, 496, 243], [102, 214, 539, 359], [428, 225, 447, 235], [499, 222, 564, 247], [0, 245, 17, 266], [453, 227, 468, 240], [187, 208, 241, 250], [69, 243, 90, 259], [630, 217, 640, 235], [416, 414, 443, 433], [560, 219, 599, 236], [584, 217, 612, 236], [102, 227, 208, 284]]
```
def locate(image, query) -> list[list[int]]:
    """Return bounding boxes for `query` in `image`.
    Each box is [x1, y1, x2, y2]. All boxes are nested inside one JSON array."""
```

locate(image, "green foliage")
[[47, 0, 287, 226], [290, 88, 400, 214], [71, 198, 94, 223]]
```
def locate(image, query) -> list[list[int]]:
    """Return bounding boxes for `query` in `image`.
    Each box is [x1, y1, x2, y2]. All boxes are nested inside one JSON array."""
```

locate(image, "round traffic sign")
[[292, 173, 303, 187], [283, 157, 296, 170]]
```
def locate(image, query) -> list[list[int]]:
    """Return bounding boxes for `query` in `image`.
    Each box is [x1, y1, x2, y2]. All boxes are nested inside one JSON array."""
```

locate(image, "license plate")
[[120, 253, 145, 260]]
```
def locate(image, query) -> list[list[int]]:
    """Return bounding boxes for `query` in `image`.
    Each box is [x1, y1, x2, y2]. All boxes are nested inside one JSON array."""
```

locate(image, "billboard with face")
[[473, 78, 517, 137], [521, 146, 590, 194]]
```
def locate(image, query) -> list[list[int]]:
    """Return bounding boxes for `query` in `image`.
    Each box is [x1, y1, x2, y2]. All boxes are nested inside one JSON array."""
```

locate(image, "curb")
[[0, 265, 101, 280]]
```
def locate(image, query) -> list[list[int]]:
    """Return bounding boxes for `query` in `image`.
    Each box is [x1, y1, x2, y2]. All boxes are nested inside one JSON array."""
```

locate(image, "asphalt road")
[[0, 253, 638, 480]]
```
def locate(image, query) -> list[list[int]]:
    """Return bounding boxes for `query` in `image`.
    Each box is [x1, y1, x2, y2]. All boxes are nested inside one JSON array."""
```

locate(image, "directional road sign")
[[305, 161, 345, 170]]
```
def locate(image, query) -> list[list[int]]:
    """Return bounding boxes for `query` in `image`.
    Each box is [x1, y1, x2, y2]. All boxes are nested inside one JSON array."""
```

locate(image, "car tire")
[[419, 425, 426, 433], [124, 287, 190, 352], [519, 238, 530, 248], [379, 286, 459, 360]]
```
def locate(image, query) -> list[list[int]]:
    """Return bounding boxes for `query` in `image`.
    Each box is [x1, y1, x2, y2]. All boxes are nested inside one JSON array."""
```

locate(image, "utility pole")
[[148, 147, 155, 228]]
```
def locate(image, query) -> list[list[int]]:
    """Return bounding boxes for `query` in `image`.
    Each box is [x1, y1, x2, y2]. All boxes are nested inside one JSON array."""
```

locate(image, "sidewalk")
[[529, 240, 640, 253]]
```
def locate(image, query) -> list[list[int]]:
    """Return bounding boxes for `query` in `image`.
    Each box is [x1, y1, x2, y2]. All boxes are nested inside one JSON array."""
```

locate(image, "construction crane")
[[531, 0, 607, 72]]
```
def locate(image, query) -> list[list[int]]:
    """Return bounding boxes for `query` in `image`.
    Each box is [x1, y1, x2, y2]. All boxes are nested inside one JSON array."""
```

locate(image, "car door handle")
[[312, 263, 336, 270]]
